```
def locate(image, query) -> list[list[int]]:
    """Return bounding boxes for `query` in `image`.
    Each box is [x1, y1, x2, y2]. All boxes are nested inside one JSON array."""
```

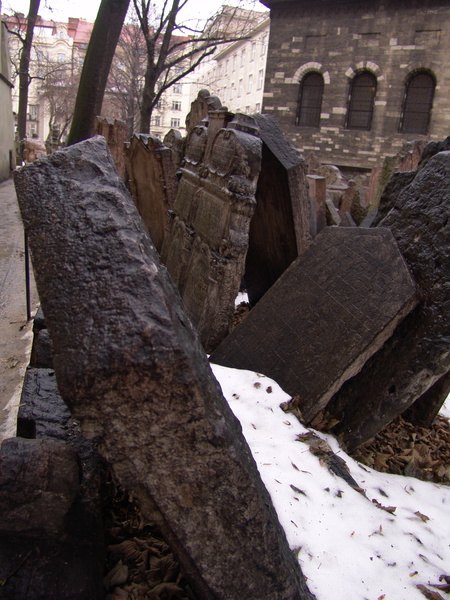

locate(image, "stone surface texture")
[[245, 113, 311, 305], [0, 437, 79, 538], [210, 227, 418, 424], [14, 136, 313, 600], [125, 134, 178, 253], [94, 116, 128, 179], [161, 109, 262, 352], [327, 150, 450, 449]]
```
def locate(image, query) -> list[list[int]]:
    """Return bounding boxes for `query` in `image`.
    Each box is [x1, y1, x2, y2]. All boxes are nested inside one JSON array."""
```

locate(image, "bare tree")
[[133, 0, 258, 132], [67, 0, 131, 145], [6, 1, 40, 155]]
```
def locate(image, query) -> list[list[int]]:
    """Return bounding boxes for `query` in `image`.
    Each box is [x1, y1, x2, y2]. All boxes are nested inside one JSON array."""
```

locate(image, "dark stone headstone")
[[0, 437, 79, 538], [245, 114, 311, 305], [328, 151, 450, 449], [210, 227, 418, 424], [29, 328, 53, 368], [14, 136, 313, 600]]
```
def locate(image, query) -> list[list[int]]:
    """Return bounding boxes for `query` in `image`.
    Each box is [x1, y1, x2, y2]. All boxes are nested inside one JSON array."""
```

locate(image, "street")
[[0, 177, 39, 442]]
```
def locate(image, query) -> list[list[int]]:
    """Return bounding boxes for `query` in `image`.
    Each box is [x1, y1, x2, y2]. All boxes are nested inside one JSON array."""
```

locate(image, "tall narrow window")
[[400, 71, 435, 134], [346, 71, 377, 130], [296, 72, 324, 127]]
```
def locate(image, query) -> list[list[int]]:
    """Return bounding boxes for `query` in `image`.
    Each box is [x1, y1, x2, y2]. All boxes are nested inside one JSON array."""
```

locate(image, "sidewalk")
[[0, 176, 39, 442]]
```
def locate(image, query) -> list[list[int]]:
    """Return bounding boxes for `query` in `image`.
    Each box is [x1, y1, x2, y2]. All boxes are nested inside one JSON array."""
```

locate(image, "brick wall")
[[261, 0, 450, 169]]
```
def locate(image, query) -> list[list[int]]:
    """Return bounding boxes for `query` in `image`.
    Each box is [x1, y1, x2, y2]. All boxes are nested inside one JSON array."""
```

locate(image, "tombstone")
[[14, 136, 313, 600], [307, 174, 327, 236], [124, 134, 178, 253], [23, 135, 46, 163], [244, 113, 311, 305], [210, 227, 419, 425], [160, 111, 262, 352], [94, 116, 128, 179], [163, 128, 185, 170], [185, 89, 223, 135], [326, 150, 450, 450]]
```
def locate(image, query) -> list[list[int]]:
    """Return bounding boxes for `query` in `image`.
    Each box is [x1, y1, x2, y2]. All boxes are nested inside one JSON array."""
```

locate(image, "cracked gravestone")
[[14, 135, 313, 600], [124, 134, 178, 253], [244, 113, 311, 305], [160, 108, 261, 352], [326, 150, 450, 450], [210, 227, 419, 425]]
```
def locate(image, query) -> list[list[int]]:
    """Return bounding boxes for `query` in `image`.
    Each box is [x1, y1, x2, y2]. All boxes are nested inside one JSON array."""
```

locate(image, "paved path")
[[0, 177, 38, 441]]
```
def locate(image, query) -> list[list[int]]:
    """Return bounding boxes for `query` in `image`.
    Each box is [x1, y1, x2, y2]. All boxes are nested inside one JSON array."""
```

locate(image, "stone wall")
[[261, 0, 450, 170]]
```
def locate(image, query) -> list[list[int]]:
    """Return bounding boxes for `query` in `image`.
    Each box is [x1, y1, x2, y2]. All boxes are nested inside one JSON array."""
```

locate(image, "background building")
[[260, 0, 450, 171], [0, 18, 14, 180]]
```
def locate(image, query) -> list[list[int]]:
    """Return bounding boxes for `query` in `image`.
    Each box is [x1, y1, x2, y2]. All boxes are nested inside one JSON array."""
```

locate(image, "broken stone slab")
[[244, 113, 311, 305], [210, 227, 419, 424], [94, 116, 128, 180], [185, 88, 223, 135], [14, 136, 313, 600], [161, 110, 262, 352], [327, 150, 450, 450], [0, 437, 80, 539], [124, 134, 178, 253], [29, 328, 53, 368], [307, 174, 327, 236]]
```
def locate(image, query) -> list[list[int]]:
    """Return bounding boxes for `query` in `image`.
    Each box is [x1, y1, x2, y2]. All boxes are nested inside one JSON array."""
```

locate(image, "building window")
[[296, 72, 324, 128], [257, 69, 264, 90], [225, 59, 229, 74], [241, 49, 246, 67], [223, 86, 227, 101], [230, 82, 235, 99], [238, 78, 243, 97], [261, 34, 267, 56], [232, 54, 237, 71], [152, 116, 161, 127], [251, 42, 256, 62], [57, 53, 66, 63], [170, 118, 181, 128], [346, 71, 377, 130], [29, 105, 39, 120], [172, 101, 182, 111], [399, 71, 435, 134], [245, 106, 250, 114], [247, 73, 253, 93], [255, 102, 260, 113], [173, 83, 182, 94]]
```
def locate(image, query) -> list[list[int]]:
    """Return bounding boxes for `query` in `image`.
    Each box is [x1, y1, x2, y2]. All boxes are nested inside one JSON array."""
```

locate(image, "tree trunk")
[[17, 0, 40, 157], [67, 0, 130, 146]]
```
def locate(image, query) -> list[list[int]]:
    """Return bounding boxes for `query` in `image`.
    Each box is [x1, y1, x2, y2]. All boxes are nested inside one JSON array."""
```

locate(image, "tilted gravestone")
[[160, 111, 262, 352], [14, 136, 313, 600], [244, 114, 311, 305], [210, 227, 419, 425], [124, 134, 178, 253], [326, 150, 450, 450]]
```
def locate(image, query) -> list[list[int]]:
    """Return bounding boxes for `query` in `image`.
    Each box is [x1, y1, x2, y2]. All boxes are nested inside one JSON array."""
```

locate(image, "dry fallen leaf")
[[414, 511, 430, 522]]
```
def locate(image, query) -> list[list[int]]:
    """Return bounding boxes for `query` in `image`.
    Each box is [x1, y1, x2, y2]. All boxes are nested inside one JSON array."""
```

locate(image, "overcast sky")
[[2, 0, 266, 24]]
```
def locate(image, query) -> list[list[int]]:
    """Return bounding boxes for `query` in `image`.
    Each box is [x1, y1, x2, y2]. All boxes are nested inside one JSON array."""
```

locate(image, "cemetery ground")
[[1, 169, 450, 599]]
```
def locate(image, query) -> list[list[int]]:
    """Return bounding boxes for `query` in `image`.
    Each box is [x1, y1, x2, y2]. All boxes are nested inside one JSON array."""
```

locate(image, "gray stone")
[[124, 134, 178, 253], [328, 151, 450, 450], [0, 437, 80, 538], [244, 113, 311, 305], [185, 89, 223, 135], [29, 328, 53, 368], [14, 136, 313, 600], [210, 227, 418, 424], [161, 112, 262, 352]]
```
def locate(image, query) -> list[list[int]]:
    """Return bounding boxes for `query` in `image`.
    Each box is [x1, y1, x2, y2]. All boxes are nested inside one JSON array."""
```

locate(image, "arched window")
[[399, 72, 435, 134], [296, 72, 324, 127], [346, 71, 377, 130]]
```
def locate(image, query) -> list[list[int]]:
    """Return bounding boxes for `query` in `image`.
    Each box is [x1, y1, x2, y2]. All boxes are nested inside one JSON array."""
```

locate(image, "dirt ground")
[[0, 177, 39, 443]]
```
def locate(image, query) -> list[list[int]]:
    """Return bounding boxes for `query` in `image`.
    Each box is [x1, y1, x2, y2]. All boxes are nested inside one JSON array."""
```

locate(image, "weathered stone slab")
[[29, 328, 53, 368], [327, 150, 450, 450], [245, 113, 311, 305], [210, 227, 419, 424], [0, 437, 79, 538], [161, 109, 262, 352], [94, 116, 128, 179], [14, 136, 313, 600], [307, 174, 327, 236], [124, 134, 178, 253], [185, 88, 223, 135]]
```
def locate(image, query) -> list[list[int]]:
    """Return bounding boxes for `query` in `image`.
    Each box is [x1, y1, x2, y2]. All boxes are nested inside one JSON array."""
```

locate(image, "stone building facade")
[[260, 0, 450, 170]]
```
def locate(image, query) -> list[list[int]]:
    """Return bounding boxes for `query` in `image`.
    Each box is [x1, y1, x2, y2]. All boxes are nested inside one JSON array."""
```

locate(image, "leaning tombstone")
[[210, 227, 419, 426], [244, 113, 311, 305], [326, 150, 450, 450], [14, 136, 313, 600], [160, 110, 261, 352], [124, 134, 178, 253]]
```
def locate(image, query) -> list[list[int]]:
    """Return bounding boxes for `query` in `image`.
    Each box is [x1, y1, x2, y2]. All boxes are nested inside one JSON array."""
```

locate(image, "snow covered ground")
[[210, 361, 450, 600]]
